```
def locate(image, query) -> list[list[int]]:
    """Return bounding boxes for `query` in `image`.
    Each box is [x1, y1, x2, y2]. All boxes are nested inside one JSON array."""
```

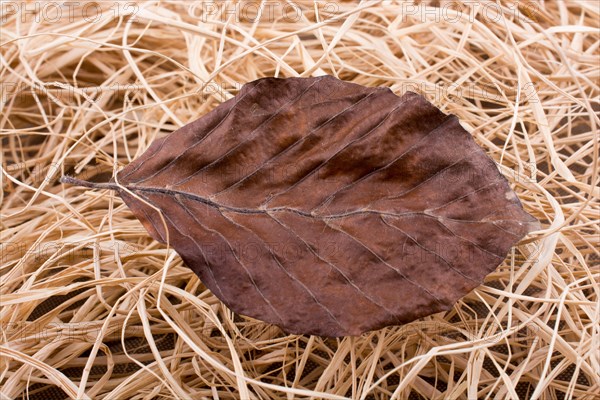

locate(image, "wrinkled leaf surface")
[[115, 76, 538, 336]]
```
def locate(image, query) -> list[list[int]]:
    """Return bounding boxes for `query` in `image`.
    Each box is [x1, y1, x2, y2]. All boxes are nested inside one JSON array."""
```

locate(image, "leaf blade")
[[115, 76, 539, 337]]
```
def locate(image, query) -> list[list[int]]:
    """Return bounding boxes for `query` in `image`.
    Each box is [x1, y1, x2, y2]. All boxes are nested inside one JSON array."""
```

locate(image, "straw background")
[[1, 1, 598, 399]]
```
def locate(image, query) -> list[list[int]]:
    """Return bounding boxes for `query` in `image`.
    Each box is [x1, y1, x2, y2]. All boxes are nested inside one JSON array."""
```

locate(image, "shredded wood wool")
[[1, 1, 598, 399]]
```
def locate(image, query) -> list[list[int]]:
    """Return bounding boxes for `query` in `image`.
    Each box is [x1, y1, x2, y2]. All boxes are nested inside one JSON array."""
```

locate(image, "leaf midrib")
[[124, 184, 425, 220], [124, 184, 532, 230]]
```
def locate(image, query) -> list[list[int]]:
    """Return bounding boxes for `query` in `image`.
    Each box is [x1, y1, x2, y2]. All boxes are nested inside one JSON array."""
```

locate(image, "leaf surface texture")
[[115, 76, 538, 336]]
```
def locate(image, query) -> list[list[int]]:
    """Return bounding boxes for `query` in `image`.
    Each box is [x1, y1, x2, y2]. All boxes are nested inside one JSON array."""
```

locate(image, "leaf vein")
[[318, 217, 446, 306], [218, 211, 348, 332], [312, 114, 453, 213], [260, 92, 414, 208], [166, 196, 233, 302], [380, 216, 479, 283], [128, 80, 266, 183], [212, 90, 381, 197], [171, 79, 321, 188], [169, 194, 287, 325], [267, 212, 400, 322]]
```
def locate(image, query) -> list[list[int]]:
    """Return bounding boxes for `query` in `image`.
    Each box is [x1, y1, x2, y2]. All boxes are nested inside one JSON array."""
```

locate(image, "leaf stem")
[[60, 175, 121, 191]]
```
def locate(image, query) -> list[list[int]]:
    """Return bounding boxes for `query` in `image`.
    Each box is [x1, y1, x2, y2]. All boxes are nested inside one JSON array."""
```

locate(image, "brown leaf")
[[63, 76, 539, 337]]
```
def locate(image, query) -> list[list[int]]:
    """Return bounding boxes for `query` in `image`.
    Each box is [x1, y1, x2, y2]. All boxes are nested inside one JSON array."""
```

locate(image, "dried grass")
[[1, 1, 598, 399]]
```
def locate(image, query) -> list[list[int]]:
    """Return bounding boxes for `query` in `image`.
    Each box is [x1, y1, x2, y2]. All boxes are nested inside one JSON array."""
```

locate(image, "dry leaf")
[[62, 76, 539, 337]]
